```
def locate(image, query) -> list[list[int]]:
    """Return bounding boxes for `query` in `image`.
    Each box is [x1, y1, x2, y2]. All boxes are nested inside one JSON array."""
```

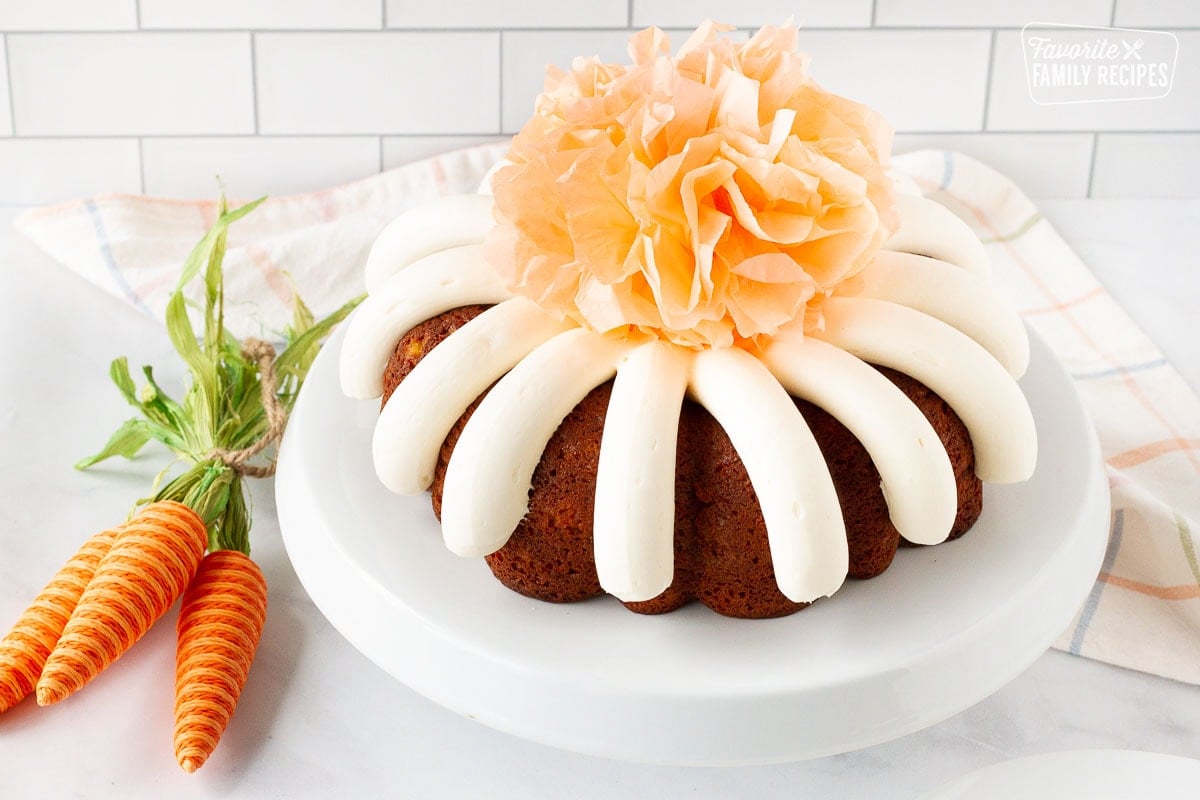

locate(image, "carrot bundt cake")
[[339, 22, 1037, 618]]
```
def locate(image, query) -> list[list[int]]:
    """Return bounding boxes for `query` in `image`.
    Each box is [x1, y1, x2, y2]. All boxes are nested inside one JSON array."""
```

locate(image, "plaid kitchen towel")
[[14, 146, 1200, 685], [897, 150, 1200, 686]]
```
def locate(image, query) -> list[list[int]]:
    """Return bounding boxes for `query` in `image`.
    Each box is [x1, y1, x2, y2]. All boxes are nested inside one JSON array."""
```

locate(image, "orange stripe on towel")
[[243, 244, 297, 307], [431, 157, 448, 194], [1108, 439, 1200, 470], [1022, 286, 1105, 316], [1100, 572, 1200, 600]]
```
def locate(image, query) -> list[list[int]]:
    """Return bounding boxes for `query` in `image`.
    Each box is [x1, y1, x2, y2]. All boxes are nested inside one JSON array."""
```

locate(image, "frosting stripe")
[[819, 297, 1037, 484], [761, 336, 958, 546], [858, 250, 1030, 378], [363, 194, 496, 292], [886, 194, 990, 280], [689, 348, 848, 603], [594, 341, 692, 602], [340, 245, 512, 399], [372, 298, 572, 495], [441, 329, 630, 558]]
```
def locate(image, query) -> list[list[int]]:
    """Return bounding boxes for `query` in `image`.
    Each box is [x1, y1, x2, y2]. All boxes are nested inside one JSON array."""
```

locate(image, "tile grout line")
[[378, 136, 384, 174], [250, 32, 259, 135], [9, 26, 1200, 35], [1087, 133, 1100, 197], [627, 0, 634, 28], [3, 34, 15, 136], [981, 29, 997, 132], [1111, 0, 1119, 27], [137, 137, 145, 193], [870, 0, 878, 27], [0, 130, 1187, 141], [381, 0, 388, 29], [498, 31, 505, 136], [135, 0, 141, 29]]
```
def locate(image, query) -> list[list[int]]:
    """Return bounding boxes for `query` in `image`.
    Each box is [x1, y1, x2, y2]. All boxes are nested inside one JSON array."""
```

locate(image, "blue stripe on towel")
[[939, 151, 955, 189], [84, 199, 152, 314], [1068, 508, 1125, 655], [1072, 358, 1168, 381]]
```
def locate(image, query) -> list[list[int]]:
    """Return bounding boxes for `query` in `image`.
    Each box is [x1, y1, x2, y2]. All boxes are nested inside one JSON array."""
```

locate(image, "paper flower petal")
[[487, 22, 897, 349]]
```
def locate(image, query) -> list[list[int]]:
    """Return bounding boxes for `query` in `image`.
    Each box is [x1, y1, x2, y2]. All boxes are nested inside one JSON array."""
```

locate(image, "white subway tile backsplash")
[[139, 0, 382, 30], [987, 30, 1199, 131], [893, 133, 1095, 197], [0, 139, 140, 204], [800, 31, 992, 132], [8, 33, 253, 135], [1114, 0, 1200, 27], [142, 137, 381, 198], [0, 38, 11, 136], [632, 0, 872, 29], [875, 0, 1114, 28], [386, 0, 627, 29], [0, 0, 136, 31], [382, 135, 506, 168], [0, 8, 1195, 204], [1092, 133, 1200, 197], [256, 33, 499, 135]]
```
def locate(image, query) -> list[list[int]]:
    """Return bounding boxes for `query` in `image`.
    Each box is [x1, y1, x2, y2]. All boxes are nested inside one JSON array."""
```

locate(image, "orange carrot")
[[173, 549, 267, 773], [0, 527, 120, 713], [36, 501, 208, 706]]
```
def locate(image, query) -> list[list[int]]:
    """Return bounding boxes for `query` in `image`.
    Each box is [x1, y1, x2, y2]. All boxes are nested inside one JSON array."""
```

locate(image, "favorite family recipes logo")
[[1022, 23, 1179, 104]]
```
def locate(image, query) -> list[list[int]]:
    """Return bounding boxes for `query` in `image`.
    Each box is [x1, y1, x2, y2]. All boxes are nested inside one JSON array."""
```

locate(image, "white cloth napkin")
[[15, 146, 1200, 685]]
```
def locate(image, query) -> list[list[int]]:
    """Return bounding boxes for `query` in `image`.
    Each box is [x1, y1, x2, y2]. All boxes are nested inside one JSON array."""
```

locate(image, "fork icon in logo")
[[1122, 38, 1145, 60]]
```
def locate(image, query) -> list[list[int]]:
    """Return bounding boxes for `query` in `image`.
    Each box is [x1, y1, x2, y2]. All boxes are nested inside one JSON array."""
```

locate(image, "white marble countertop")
[[0, 201, 1197, 797]]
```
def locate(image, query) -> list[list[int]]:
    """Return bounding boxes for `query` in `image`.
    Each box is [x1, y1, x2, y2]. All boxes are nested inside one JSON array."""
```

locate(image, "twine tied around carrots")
[[206, 338, 287, 479]]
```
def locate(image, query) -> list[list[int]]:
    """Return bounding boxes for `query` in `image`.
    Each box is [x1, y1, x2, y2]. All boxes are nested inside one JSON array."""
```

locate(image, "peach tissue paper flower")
[[486, 21, 899, 350]]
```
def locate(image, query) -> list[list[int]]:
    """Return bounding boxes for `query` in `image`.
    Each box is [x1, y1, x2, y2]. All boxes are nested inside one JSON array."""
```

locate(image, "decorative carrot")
[[0, 527, 120, 713], [59, 195, 358, 771], [36, 501, 208, 706], [174, 550, 268, 773]]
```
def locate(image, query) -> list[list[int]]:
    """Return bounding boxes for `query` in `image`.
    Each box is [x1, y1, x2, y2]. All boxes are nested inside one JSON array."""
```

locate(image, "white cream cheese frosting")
[[373, 298, 572, 495], [440, 328, 630, 558], [819, 297, 1037, 483], [689, 346, 849, 603], [856, 251, 1029, 378], [363, 194, 496, 293], [885, 194, 991, 280], [340, 185, 1037, 606], [341, 245, 511, 399], [593, 341, 691, 602], [760, 335, 958, 547]]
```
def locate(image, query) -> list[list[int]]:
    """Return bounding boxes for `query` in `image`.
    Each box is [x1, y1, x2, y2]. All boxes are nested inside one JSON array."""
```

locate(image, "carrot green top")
[[77, 196, 360, 555]]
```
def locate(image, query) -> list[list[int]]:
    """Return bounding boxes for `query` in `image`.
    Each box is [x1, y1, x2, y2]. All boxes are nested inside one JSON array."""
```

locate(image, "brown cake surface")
[[382, 306, 982, 619]]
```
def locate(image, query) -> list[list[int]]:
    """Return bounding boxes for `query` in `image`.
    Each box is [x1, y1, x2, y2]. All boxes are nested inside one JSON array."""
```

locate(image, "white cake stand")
[[275, 324, 1109, 766]]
